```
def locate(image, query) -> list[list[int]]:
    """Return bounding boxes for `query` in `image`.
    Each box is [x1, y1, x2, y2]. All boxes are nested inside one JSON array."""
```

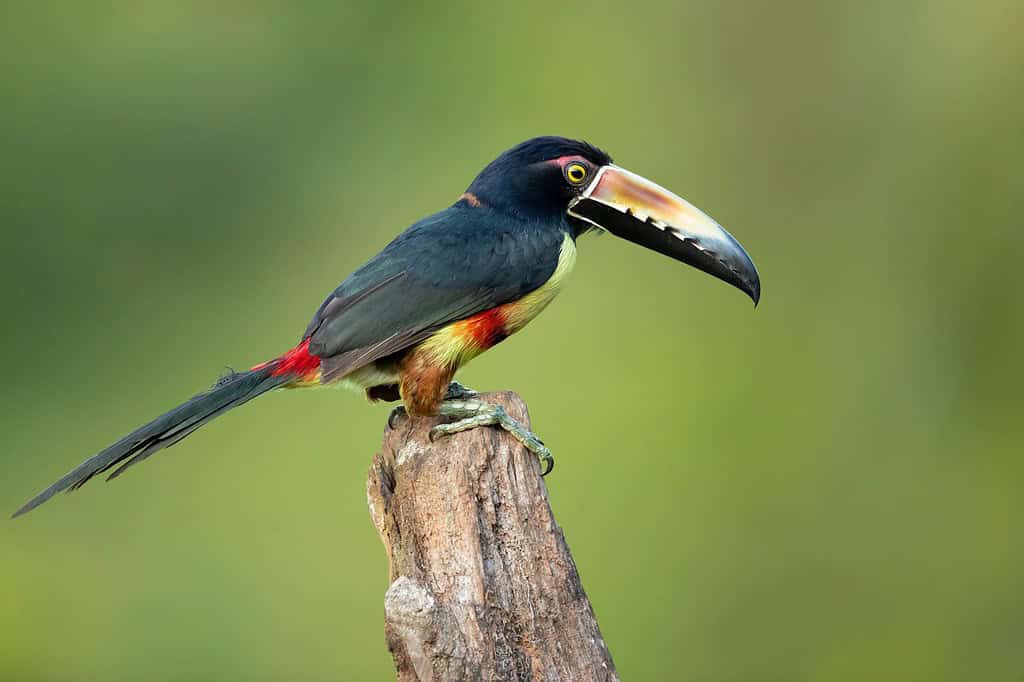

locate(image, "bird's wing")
[[306, 207, 564, 381]]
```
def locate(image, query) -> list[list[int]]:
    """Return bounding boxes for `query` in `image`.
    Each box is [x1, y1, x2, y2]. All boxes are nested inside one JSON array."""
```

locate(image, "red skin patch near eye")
[[547, 155, 587, 168]]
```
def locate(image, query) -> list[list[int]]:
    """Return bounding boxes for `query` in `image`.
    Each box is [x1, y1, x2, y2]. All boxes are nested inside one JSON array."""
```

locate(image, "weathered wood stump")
[[367, 391, 618, 682]]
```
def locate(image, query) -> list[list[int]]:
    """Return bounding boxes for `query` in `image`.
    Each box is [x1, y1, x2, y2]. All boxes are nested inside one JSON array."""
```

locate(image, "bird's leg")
[[387, 382, 477, 429], [429, 398, 554, 475]]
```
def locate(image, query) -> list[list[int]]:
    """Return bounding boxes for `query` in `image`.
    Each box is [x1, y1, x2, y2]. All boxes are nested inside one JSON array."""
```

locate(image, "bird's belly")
[[418, 233, 577, 369], [337, 362, 401, 393]]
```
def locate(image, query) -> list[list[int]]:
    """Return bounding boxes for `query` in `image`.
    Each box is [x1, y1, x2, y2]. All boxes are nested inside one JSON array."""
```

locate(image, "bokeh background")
[[2, 2, 1022, 680]]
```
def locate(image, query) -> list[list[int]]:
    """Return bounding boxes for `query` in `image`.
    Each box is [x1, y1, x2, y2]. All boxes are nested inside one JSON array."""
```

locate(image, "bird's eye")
[[564, 162, 588, 185]]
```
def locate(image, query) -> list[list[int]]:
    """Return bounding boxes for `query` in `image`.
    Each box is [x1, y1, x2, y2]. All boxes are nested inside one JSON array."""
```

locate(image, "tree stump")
[[366, 391, 618, 682]]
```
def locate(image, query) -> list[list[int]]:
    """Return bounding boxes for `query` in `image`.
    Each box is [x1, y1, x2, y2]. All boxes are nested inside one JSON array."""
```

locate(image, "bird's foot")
[[387, 383, 477, 429], [429, 398, 554, 476]]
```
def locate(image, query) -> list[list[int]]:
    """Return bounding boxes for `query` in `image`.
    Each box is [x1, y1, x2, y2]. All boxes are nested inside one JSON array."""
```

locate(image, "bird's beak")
[[568, 165, 761, 305]]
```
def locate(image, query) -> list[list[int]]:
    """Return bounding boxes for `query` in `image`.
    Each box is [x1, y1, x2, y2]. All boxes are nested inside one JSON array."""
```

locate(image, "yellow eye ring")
[[565, 162, 587, 184]]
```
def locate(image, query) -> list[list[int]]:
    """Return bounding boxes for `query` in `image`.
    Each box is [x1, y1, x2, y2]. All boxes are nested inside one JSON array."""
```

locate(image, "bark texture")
[[367, 391, 618, 682]]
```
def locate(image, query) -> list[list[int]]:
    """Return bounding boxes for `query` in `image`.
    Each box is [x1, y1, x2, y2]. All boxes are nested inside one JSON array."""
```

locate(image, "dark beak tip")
[[749, 279, 761, 307]]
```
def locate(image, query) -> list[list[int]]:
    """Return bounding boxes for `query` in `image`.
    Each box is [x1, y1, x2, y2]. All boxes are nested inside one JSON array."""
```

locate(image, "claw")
[[431, 398, 555, 476], [387, 406, 406, 430]]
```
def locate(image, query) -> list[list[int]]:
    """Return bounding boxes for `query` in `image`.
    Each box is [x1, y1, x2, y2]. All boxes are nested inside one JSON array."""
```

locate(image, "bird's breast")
[[420, 233, 577, 368], [499, 232, 577, 334]]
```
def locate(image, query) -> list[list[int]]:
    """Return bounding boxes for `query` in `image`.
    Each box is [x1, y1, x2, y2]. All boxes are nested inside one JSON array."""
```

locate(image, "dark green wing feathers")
[[306, 207, 566, 380]]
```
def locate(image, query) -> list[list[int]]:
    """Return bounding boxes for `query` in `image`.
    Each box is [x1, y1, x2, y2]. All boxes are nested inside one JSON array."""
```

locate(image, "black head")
[[464, 136, 612, 219], [463, 136, 761, 306]]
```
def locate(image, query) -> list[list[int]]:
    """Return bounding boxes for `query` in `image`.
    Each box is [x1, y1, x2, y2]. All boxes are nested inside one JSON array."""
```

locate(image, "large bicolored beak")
[[568, 165, 761, 305]]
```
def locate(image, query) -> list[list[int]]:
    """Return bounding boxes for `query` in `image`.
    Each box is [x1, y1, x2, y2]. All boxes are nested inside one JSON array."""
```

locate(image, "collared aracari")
[[14, 137, 759, 518]]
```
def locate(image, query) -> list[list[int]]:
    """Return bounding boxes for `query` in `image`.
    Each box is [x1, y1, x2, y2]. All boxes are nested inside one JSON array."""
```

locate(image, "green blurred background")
[[2, 2, 1022, 680]]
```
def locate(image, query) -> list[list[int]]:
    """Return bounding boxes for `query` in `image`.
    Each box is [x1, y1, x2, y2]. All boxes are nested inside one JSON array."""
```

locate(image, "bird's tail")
[[12, 339, 321, 518]]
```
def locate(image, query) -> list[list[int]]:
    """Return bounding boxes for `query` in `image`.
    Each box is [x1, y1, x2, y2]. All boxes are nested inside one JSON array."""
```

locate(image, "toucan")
[[13, 136, 760, 518]]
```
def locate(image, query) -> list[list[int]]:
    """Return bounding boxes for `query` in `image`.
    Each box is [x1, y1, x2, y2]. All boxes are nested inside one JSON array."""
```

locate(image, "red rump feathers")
[[253, 338, 321, 384]]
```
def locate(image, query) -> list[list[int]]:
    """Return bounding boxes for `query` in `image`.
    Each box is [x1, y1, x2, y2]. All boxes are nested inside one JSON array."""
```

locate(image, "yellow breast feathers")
[[419, 233, 577, 368]]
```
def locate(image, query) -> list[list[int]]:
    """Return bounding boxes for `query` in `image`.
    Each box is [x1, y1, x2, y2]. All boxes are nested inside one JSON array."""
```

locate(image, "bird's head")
[[465, 136, 761, 305]]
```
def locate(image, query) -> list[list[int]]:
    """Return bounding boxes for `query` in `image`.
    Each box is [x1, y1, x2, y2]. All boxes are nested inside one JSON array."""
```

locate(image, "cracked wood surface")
[[367, 391, 618, 682]]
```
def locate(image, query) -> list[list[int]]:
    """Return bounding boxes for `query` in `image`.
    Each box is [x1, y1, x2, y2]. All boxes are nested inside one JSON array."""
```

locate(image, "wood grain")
[[367, 391, 618, 682]]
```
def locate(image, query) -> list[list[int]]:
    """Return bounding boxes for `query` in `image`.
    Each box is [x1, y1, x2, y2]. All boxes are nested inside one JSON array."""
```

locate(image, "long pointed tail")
[[12, 340, 321, 518]]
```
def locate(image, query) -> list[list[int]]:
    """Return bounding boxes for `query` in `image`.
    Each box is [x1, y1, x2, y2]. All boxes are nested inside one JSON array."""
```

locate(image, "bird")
[[13, 136, 760, 518]]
